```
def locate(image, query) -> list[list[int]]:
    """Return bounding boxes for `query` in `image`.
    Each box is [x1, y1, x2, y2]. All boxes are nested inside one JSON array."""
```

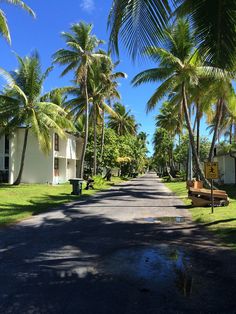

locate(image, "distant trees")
[[86, 128, 148, 177]]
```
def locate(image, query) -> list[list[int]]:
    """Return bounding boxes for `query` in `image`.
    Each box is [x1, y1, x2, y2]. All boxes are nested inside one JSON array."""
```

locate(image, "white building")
[[0, 128, 83, 184], [214, 150, 236, 184]]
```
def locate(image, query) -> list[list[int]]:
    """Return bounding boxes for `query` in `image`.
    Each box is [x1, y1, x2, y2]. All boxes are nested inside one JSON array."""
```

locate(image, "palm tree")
[[155, 101, 183, 137], [108, 102, 138, 136], [0, 53, 73, 185], [108, 0, 236, 69], [96, 53, 127, 163], [0, 0, 35, 43], [62, 81, 116, 176], [53, 22, 105, 178], [89, 52, 127, 174], [132, 19, 224, 185]]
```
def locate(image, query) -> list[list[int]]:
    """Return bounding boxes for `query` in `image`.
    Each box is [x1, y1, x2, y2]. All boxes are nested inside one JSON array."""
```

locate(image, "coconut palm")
[[155, 101, 183, 137], [132, 19, 226, 185], [53, 22, 105, 178], [108, 0, 236, 69], [0, 0, 35, 43], [0, 53, 73, 185], [89, 52, 126, 173], [87, 56, 119, 176], [108, 102, 138, 136], [62, 81, 116, 176]]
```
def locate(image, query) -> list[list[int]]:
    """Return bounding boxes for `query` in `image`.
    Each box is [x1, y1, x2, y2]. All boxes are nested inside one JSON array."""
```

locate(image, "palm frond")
[[0, 10, 10, 42], [108, 0, 172, 59], [146, 75, 175, 112], [5, 0, 35, 17], [132, 67, 173, 86]]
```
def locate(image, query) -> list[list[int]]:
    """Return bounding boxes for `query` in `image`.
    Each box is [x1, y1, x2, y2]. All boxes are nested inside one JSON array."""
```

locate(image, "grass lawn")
[[0, 176, 125, 226], [165, 181, 236, 249]]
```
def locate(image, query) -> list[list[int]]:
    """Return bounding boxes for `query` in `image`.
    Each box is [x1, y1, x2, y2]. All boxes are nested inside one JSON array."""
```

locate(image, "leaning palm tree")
[[0, 53, 73, 185], [0, 0, 35, 43], [108, 0, 236, 69], [53, 22, 105, 178], [132, 19, 226, 185], [108, 102, 138, 136]]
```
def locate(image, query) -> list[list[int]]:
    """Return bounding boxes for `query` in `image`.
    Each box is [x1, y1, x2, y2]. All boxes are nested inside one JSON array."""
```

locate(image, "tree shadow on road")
[[1, 203, 236, 313]]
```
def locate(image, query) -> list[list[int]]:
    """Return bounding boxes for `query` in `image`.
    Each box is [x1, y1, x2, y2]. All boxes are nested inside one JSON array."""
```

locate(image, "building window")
[[4, 157, 9, 170], [5, 135, 9, 154], [54, 158, 59, 170], [54, 158, 59, 176], [54, 133, 59, 151]]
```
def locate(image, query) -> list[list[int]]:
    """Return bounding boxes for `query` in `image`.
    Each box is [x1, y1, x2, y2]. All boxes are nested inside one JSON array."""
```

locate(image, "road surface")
[[0, 173, 236, 313]]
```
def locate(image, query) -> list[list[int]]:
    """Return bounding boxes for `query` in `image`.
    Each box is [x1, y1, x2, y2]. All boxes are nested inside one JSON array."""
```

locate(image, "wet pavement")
[[0, 173, 236, 313]]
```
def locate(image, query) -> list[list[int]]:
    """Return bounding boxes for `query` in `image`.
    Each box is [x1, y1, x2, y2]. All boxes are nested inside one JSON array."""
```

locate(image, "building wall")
[[215, 155, 235, 184], [10, 129, 54, 184]]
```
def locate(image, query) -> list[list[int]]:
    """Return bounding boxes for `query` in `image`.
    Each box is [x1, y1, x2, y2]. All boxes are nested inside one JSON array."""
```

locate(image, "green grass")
[[0, 176, 125, 226], [165, 181, 236, 249]]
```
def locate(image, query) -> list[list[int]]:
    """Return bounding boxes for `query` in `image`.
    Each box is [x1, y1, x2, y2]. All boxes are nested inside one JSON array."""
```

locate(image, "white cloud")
[[80, 0, 95, 12]]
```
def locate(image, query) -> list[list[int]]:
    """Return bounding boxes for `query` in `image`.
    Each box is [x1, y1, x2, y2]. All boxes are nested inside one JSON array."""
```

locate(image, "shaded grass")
[[165, 181, 236, 250], [0, 176, 125, 226]]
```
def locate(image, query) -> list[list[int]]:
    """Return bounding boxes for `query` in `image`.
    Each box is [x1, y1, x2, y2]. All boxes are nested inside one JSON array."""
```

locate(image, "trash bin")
[[69, 178, 83, 195]]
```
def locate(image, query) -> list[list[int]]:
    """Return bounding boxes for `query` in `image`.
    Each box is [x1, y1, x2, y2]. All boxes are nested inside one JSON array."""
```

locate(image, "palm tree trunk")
[[208, 98, 223, 161], [100, 109, 105, 160], [93, 106, 97, 176], [196, 102, 201, 158], [13, 128, 29, 185], [196, 103, 201, 181], [182, 83, 210, 187], [79, 75, 89, 179], [229, 123, 233, 144]]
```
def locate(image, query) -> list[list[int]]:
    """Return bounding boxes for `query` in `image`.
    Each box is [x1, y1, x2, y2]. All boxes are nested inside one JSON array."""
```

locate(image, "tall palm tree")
[[108, 0, 236, 69], [53, 22, 104, 178], [181, 77, 214, 159], [108, 102, 138, 136], [0, 53, 73, 185], [62, 80, 116, 176], [0, 0, 35, 43], [96, 53, 127, 162], [87, 56, 119, 176], [132, 19, 224, 185]]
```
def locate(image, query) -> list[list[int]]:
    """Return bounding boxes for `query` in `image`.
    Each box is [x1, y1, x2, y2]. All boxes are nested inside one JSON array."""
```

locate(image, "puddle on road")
[[100, 246, 192, 297], [142, 217, 185, 224]]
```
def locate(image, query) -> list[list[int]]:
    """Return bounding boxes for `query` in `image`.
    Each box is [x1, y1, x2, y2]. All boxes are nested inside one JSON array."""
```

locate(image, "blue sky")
[[0, 0, 209, 155]]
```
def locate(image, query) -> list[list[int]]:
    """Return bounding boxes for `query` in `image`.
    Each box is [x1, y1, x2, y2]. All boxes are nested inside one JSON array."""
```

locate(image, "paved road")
[[0, 173, 236, 313]]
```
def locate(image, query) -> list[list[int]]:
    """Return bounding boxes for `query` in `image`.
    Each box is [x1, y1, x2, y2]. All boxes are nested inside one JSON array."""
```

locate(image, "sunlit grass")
[[165, 181, 236, 249], [0, 176, 125, 226]]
